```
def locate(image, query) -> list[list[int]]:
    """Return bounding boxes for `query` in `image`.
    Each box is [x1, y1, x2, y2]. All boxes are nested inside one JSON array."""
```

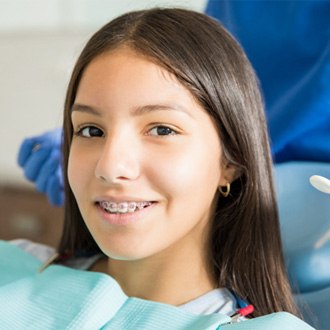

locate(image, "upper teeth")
[[99, 201, 152, 213]]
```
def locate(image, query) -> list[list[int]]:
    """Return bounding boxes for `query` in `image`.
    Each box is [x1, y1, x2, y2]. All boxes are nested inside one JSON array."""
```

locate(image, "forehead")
[[80, 47, 180, 88], [74, 47, 203, 114]]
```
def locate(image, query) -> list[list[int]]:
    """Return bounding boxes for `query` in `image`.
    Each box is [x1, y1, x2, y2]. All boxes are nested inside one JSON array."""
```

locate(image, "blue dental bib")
[[0, 241, 314, 329]]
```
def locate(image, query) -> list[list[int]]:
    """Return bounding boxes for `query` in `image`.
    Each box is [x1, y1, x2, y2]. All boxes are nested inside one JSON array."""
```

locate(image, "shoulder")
[[9, 239, 55, 263], [9, 239, 104, 271]]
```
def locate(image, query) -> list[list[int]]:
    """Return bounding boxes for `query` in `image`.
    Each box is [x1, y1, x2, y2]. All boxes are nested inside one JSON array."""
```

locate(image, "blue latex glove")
[[206, 0, 330, 163], [17, 128, 64, 206]]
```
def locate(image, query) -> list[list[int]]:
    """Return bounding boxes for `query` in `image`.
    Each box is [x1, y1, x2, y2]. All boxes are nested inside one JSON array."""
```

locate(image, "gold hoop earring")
[[219, 183, 230, 197]]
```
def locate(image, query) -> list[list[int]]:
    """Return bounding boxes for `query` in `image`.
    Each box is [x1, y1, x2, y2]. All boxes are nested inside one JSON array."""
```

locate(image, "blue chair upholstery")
[[274, 162, 330, 329]]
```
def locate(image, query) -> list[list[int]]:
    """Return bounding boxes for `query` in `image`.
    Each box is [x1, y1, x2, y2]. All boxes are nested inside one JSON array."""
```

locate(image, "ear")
[[218, 162, 241, 186]]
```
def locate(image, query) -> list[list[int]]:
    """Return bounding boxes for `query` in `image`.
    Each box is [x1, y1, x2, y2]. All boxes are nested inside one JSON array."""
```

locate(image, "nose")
[[95, 132, 140, 185]]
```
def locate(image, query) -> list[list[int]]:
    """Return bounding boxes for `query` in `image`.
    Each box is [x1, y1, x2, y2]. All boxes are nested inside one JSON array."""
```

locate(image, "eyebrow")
[[71, 104, 102, 116], [71, 103, 193, 118], [132, 104, 192, 118]]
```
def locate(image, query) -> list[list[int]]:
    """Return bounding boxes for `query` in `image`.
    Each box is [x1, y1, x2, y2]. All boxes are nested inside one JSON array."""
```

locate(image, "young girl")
[[6, 7, 313, 328]]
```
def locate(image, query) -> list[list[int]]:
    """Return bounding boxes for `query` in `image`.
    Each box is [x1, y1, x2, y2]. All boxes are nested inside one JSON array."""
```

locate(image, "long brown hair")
[[60, 8, 298, 317]]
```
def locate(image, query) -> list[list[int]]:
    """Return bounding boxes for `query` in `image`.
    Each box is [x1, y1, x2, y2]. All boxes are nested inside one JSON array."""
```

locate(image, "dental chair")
[[275, 161, 330, 329]]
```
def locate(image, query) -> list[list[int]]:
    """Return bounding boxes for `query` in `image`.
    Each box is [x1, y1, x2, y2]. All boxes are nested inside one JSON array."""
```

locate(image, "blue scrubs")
[[206, 0, 330, 163]]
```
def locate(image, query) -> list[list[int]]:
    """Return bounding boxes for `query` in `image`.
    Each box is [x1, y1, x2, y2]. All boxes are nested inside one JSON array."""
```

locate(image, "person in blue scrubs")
[[206, 0, 330, 163]]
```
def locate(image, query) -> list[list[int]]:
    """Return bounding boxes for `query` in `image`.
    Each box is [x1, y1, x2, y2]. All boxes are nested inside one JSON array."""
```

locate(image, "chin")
[[97, 242, 150, 261]]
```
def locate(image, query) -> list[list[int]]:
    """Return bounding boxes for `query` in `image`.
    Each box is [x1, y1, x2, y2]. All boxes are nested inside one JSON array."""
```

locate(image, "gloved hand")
[[17, 128, 64, 206]]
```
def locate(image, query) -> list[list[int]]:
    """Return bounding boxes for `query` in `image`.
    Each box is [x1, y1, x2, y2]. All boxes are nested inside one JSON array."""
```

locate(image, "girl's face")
[[69, 47, 231, 260]]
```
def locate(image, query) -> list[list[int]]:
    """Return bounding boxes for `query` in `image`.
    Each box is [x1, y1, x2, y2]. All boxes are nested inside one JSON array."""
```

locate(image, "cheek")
[[148, 143, 222, 202], [67, 145, 91, 197], [67, 150, 79, 196]]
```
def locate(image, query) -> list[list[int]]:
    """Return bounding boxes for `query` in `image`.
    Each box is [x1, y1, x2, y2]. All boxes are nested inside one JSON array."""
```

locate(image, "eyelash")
[[74, 124, 178, 138]]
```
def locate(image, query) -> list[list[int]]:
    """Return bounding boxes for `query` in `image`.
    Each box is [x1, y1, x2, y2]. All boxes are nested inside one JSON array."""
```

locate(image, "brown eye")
[[148, 126, 176, 136]]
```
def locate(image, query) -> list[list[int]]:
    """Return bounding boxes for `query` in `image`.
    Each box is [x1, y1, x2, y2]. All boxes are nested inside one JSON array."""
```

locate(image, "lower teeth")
[[105, 209, 136, 214]]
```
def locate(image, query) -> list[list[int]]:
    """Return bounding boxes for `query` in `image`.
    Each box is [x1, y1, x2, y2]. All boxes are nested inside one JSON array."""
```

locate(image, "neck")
[[95, 239, 216, 306]]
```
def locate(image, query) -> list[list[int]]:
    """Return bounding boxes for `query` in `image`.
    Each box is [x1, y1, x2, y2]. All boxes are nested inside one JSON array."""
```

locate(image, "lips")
[[95, 199, 157, 226]]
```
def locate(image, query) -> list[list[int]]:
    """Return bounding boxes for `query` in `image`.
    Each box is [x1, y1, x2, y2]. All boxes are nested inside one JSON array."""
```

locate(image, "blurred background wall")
[[0, 0, 206, 245]]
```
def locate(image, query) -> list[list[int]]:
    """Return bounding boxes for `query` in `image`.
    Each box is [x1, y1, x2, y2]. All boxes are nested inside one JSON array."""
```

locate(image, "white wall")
[[0, 0, 207, 185]]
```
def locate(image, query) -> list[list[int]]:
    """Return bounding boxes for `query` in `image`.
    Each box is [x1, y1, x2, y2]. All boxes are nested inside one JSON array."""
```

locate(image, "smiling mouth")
[[97, 201, 154, 214]]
